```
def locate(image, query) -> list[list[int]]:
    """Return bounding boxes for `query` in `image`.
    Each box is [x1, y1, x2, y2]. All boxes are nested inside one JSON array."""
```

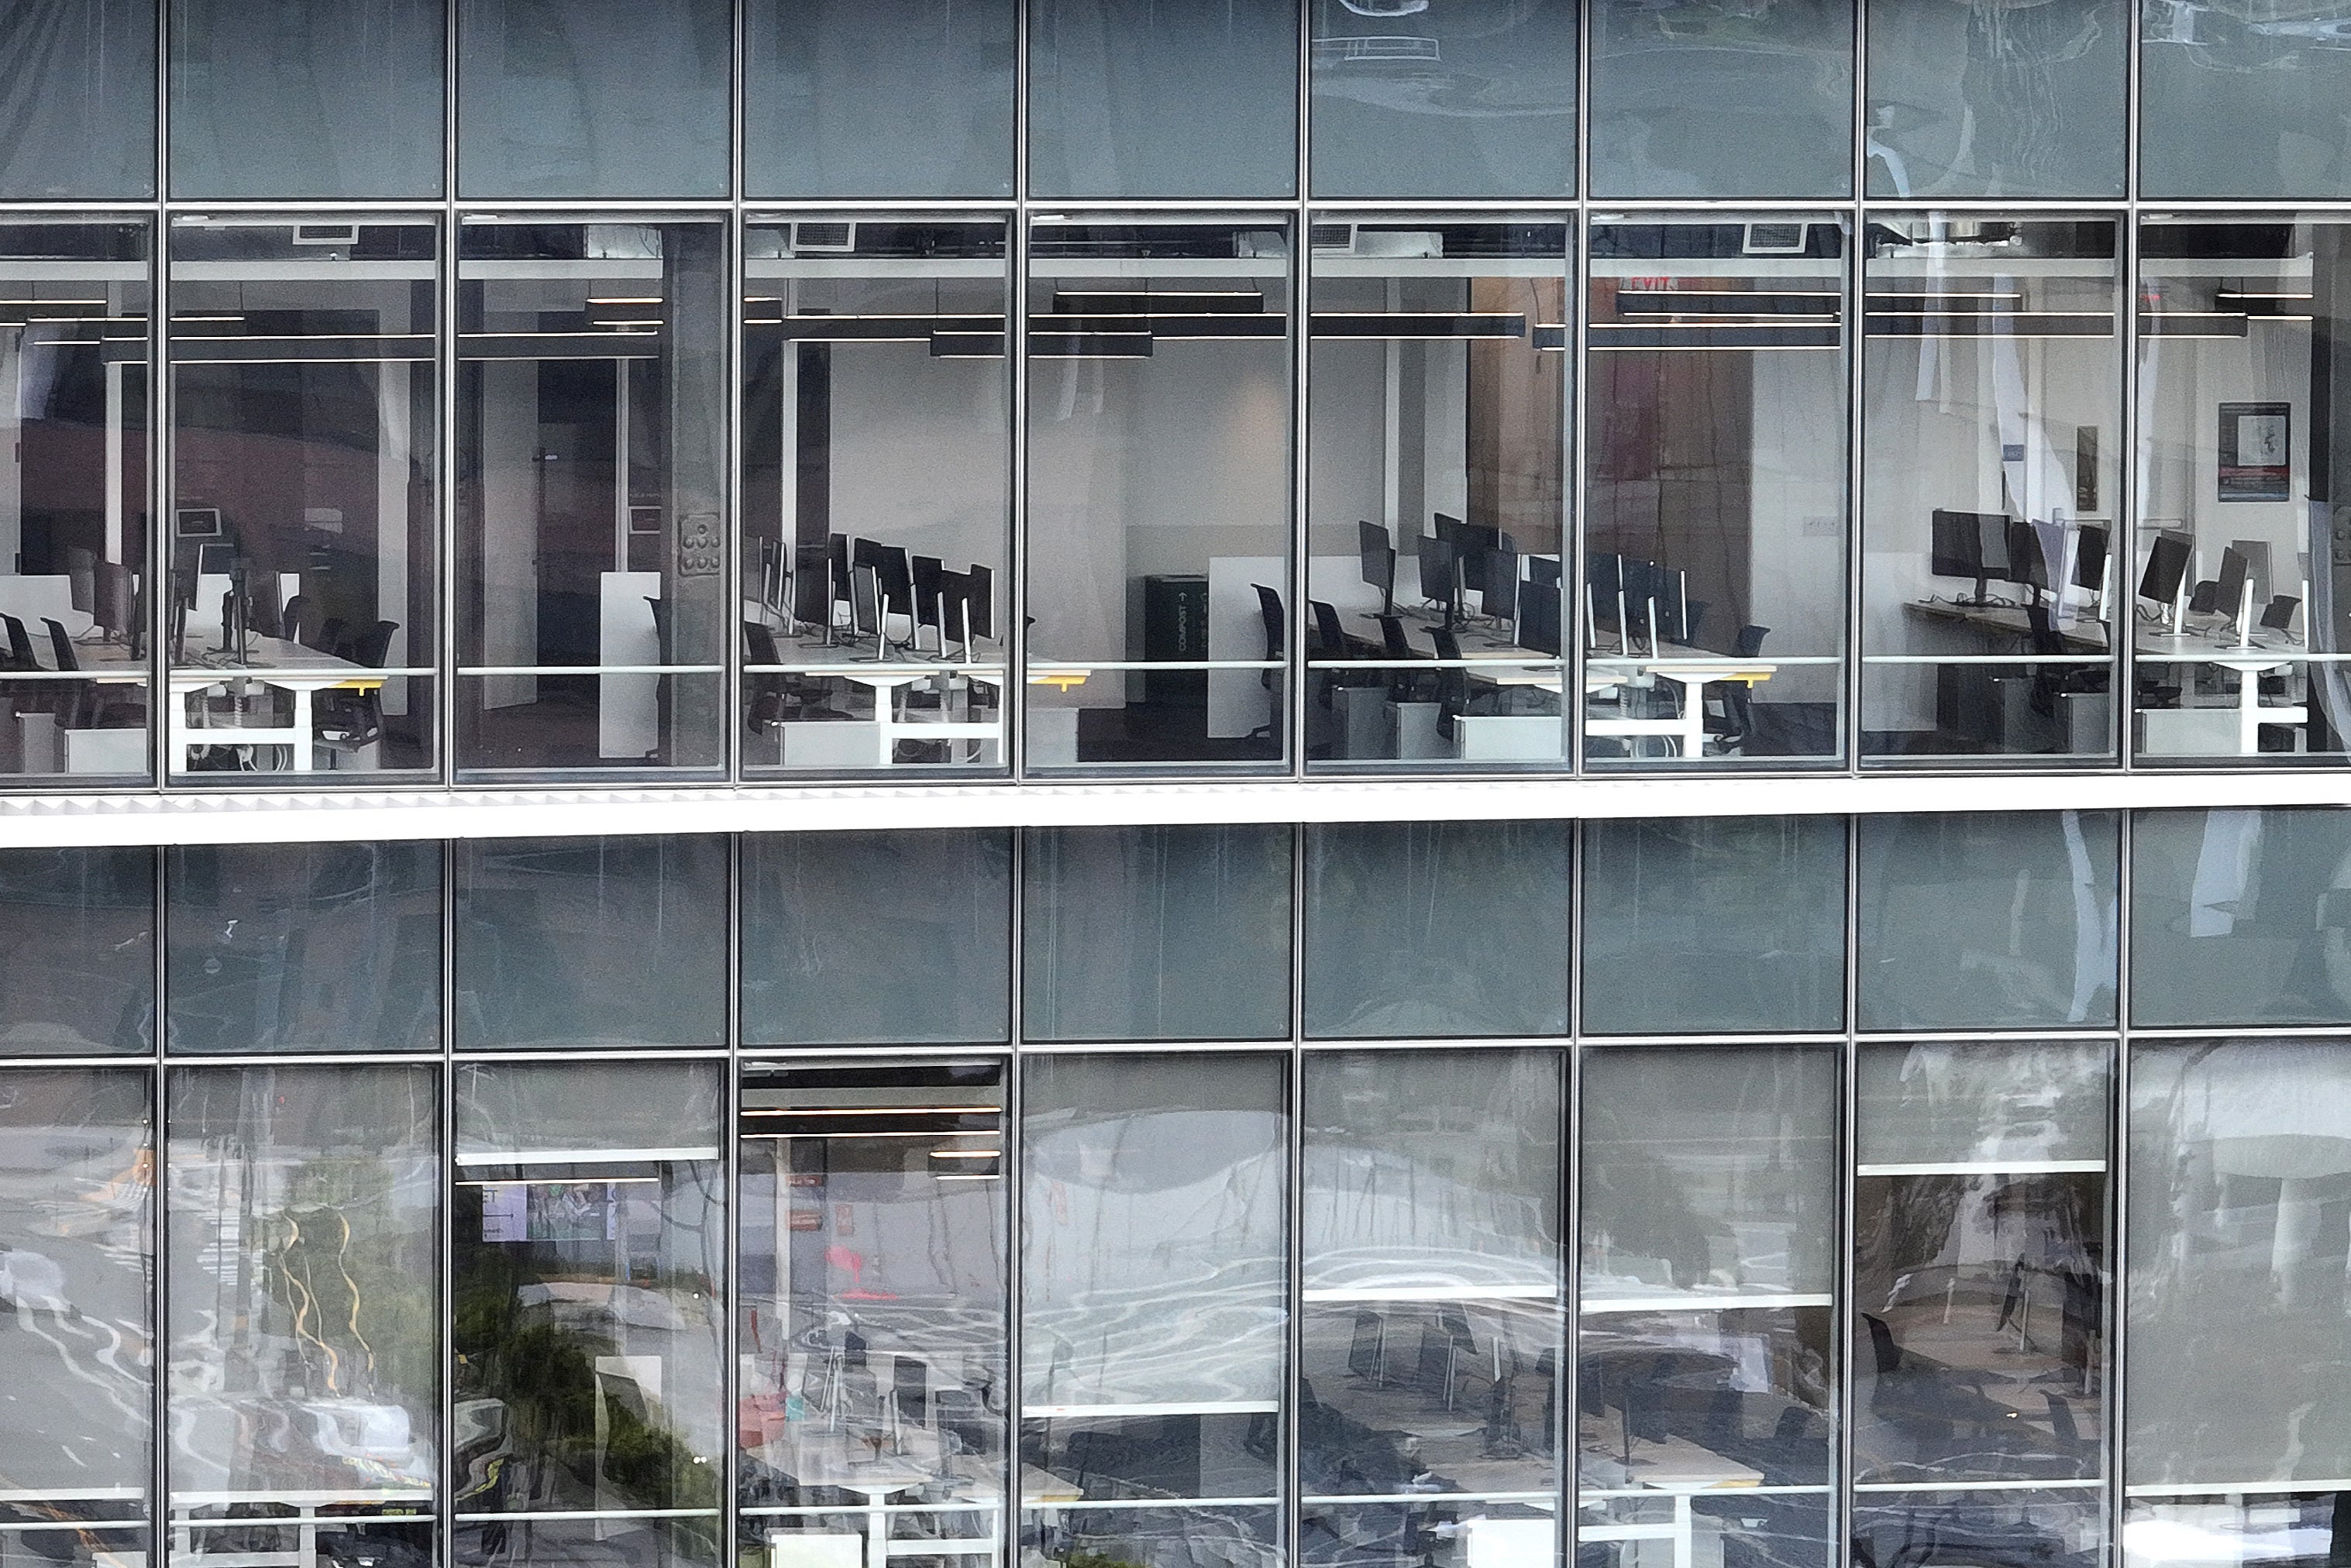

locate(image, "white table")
[[170, 1487, 432, 1568], [169, 636, 372, 773], [1578, 1433, 1766, 1568], [1585, 641, 1778, 758], [2136, 631, 2308, 756], [757, 641, 1004, 767]]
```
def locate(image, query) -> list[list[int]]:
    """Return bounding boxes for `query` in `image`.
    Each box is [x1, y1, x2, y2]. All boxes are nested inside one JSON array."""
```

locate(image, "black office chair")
[[1249, 583, 1283, 741], [1700, 624, 1770, 755], [2023, 604, 2108, 751], [1375, 613, 1433, 704], [1, 614, 40, 673], [313, 615, 348, 658], [278, 593, 313, 646], [1427, 624, 1475, 741], [316, 621, 400, 767]]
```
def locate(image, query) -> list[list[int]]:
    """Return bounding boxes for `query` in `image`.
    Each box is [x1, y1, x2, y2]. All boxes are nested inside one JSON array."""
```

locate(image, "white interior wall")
[[479, 358, 539, 709], [2139, 322, 2311, 604], [1744, 348, 1848, 714], [825, 342, 1008, 573]]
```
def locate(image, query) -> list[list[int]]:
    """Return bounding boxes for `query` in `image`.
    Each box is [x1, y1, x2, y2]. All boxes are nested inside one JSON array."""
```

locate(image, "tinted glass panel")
[[2141, 11, 2351, 199], [1021, 1052, 1286, 1568], [1856, 811, 2119, 1030], [169, 0, 446, 198], [2129, 1040, 2351, 1488], [738, 1060, 1008, 1564], [739, 829, 1012, 1046], [1027, 0, 1299, 198], [1301, 1049, 1564, 1568], [165, 841, 442, 1053], [1585, 218, 1850, 765], [741, 218, 1011, 775], [744, 0, 1015, 197], [0, 0, 155, 199], [1581, 815, 1847, 1035], [166, 1063, 437, 1566], [2131, 807, 2351, 1027], [0, 845, 153, 1054], [456, 0, 728, 198], [456, 220, 728, 778], [454, 1059, 724, 1568], [1022, 823, 1293, 1043], [454, 834, 726, 1049], [167, 218, 439, 779], [0, 221, 153, 782], [1303, 819, 1570, 1037], [1578, 1044, 1838, 1568], [1864, 0, 2126, 199], [1024, 219, 1294, 772], [1309, 0, 1575, 198], [1589, 0, 1854, 198], [0, 1068, 151, 1566]]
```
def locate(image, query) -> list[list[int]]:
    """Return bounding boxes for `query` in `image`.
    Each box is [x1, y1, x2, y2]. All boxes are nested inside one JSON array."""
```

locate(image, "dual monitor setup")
[[2134, 528, 2301, 645], [1585, 552, 1694, 658], [756, 534, 997, 662], [1357, 516, 1563, 656], [1929, 508, 2112, 615]]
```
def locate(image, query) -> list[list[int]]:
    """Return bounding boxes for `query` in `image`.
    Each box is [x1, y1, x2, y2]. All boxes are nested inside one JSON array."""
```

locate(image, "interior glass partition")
[[165, 1062, 439, 1568], [2133, 218, 2351, 765], [740, 216, 1010, 775], [452, 1058, 725, 1568], [0, 220, 151, 783], [1852, 1040, 2111, 1568], [1021, 1052, 1289, 1568], [1299, 1048, 1565, 1568], [1860, 215, 2122, 764], [737, 1059, 1009, 1568], [1305, 218, 1570, 771], [1024, 217, 1293, 772], [0, 1066, 152, 1568], [166, 217, 438, 779], [1576, 1044, 1839, 1568], [456, 218, 728, 779], [1583, 216, 1850, 767]]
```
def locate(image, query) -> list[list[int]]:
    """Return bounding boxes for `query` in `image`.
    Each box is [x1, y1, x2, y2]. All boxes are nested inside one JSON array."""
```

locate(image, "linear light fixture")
[[742, 1106, 1001, 1116]]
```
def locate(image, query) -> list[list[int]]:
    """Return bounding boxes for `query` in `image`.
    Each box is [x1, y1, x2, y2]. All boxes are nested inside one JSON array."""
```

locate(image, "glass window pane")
[[167, 218, 438, 779], [168, 0, 446, 198], [1863, 0, 2126, 199], [1578, 1045, 1837, 1568], [1581, 816, 1847, 1036], [453, 1059, 724, 1568], [2130, 807, 2351, 1028], [1303, 820, 1570, 1037], [0, 845, 153, 1054], [1306, 218, 1570, 771], [738, 1060, 1008, 1565], [1021, 1052, 1286, 1568], [740, 829, 1010, 1046], [0, 1, 155, 199], [0, 220, 153, 782], [454, 834, 726, 1049], [0, 1068, 151, 1565], [2126, 1494, 2351, 1568], [2128, 1040, 2351, 1488], [2133, 218, 2350, 763], [744, 0, 1014, 198], [1309, 1, 1575, 198], [1860, 217, 2121, 764], [165, 841, 442, 1053], [1853, 1041, 2110, 1520], [1585, 218, 1850, 766], [1860, 1494, 2103, 1568], [1855, 811, 2119, 1031], [1302, 1049, 1563, 1568], [166, 1064, 436, 1564], [741, 218, 1010, 775], [1027, 0, 1299, 198], [456, 0, 728, 199], [1022, 824, 1293, 1043], [1588, 0, 1854, 199], [1025, 218, 1294, 771], [2141, 12, 2351, 199], [456, 220, 728, 779]]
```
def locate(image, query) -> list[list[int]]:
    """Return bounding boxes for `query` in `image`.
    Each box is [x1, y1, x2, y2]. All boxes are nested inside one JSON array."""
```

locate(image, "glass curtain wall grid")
[[14, 2, 2351, 783], [37, 806, 2351, 1568]]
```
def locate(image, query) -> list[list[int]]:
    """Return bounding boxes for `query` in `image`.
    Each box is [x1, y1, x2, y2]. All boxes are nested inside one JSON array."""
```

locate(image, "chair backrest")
[[1430, 625, 1463, 664], [353, 620, 399, 669], [1310, 600, 1347, 655], [43, 618, 77, 672], [744, 620, 782, 665], [0, 614, 34, 670], [1252, 584, 1283, 661], [279, 593, 312, 645], [2024, 604, 2066, 657], [1734, 624, 1770, 658], [1377, 614, 1412, 660], [314, 615, 348, 655]]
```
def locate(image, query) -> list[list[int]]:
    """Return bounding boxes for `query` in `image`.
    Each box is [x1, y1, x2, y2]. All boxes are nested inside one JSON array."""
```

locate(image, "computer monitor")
[[2229, 538, 2274, 606], [174, 507, 223, 539], [2217, 545, 2251, 624], [1586, 552, 1623, 635], [1520, 582, 1561, 655], [1929, 509, 2006, 603], [1480, 546, 1519, 628], [2072, 523, 2109, 593], [1416, 533, 1458, 620], [1357, 520, 1396, 614], [196, 541, 236, 576], [92, 560, 130, 641], [2262, 595, 2301, 634], [1528, 555, 1562, 588], [2002, 518, 2050, 596], [2137, 529, 2192, 608]]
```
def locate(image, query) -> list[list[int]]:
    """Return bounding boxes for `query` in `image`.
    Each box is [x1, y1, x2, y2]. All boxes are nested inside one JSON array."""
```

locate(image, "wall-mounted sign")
[[2220, 401, 2291, 502]]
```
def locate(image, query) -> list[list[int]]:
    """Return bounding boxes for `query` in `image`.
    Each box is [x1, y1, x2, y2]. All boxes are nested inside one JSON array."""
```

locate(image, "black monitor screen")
[[1481, 548, 1519, 623], [1929, 509, 2005, 582], [2073, 524, 2109, 593], [1357, 520, 1394, 597], [1520, 584, 1560, 655], [2139, 529, 2191, 605], [2002, 518, 2048, 591], [2217, 545, 2250, 617]]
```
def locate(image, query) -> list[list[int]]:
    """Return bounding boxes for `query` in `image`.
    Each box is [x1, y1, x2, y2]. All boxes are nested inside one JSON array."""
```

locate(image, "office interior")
[[1860, 217, 2122, 762], [738, 218, 1010, 774], [1304, 219, 1569, 770]]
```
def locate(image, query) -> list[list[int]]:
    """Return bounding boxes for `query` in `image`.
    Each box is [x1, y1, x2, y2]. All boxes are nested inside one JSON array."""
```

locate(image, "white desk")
[[1585, 642, 1778, 758], [1579, 1433, 1765, 1568], [170, 1487, 431, 1568], [2136, 631, 2308, 756], [170, 636, 371, 773], [758, 641, 1003, 768]]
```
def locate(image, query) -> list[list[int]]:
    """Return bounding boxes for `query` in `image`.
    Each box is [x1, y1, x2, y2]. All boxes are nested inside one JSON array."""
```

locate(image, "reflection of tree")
[[258, 1159, 433, 1413]]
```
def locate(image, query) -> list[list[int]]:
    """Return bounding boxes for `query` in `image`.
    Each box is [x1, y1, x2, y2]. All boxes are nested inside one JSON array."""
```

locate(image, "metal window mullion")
[[146, 840, 167, 1557], [1836, 810, 1862, 1568], [2108, 806, 2136, 1563]]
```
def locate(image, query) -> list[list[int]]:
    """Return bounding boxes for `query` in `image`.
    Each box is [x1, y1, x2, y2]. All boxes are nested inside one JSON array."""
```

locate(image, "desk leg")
[[286, 685, 315, 772], [1674, 1493, 1693, 1568], [866, 1497, 890, 1568], [1660, 674, 1706, 758]]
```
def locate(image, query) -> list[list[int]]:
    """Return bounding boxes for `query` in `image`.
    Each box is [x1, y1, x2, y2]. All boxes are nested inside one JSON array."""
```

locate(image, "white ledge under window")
[[0, 768, 2348, 846]]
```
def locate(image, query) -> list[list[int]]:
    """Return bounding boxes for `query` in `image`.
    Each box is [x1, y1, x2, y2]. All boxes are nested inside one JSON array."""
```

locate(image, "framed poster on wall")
[[2220, 401, 2291, 501]]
